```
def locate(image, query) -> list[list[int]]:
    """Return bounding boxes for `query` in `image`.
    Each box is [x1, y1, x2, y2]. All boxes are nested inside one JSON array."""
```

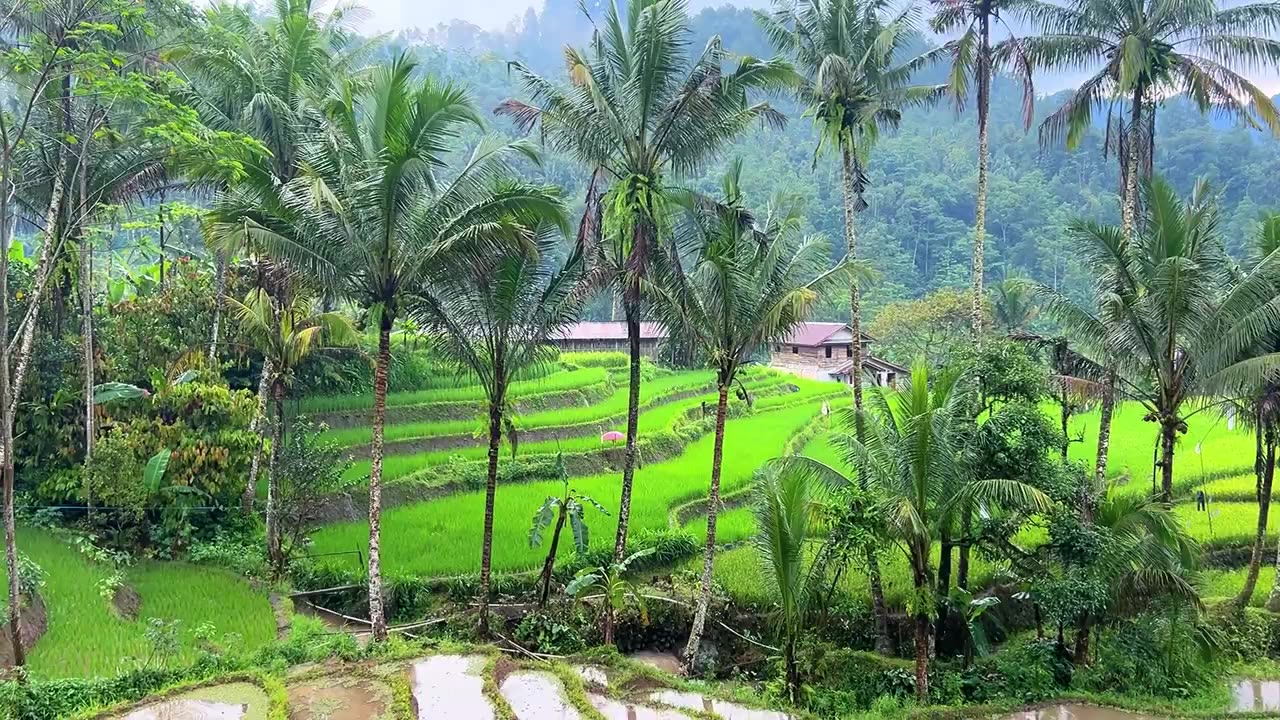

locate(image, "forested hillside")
[[397, 0, 1280, 317]]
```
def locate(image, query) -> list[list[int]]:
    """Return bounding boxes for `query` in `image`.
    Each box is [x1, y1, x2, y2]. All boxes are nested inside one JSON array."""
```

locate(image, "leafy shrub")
[[1075, 607, 1220, 698], [963, 636, 1064, 703], [513, 606, 596, 654]]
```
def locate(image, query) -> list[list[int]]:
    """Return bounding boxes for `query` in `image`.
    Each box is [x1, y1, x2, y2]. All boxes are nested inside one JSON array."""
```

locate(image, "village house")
[[770, 322, 906, 387], [549, 321, 669, 358]]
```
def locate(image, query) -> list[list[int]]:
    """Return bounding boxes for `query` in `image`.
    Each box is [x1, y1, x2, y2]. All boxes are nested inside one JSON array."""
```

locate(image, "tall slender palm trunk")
[[842, 145, 891, 654], [80, 153, 94, 471], [970, 12, 991, 338], [613, 307, 642, 562], [243, 358, 273, 514], [911, 558, 931, 701], [0, 159, 18, 669], [367, 320, 391, 641], [1159, 418, 1177, 501], [478, 367, 506, 636], [208, 251, 227, 362], [684, 383, 729, 668], [1237, 430, 1274, 608], [4, 151, 66, 668], [266, 380, 285, 575], [1096, 89, 1146, 490]]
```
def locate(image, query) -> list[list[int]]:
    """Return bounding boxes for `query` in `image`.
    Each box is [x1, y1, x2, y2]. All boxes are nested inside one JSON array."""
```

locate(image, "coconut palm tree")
[[757, 0, 943, 651], [408, 232, 584, 635], [184, 0, 367, 511], [752, 463, 820, 702], [930, 0, 1036, 337], [1234, 213, 1280, 610], [208, 53, 563, 640], [1011, 0, 1280, 487], [646, 166, 839, 668], [229, 288, 356, 574], [499, 0, 794, 565], [1036, 178, 1280, 502], [827, 361, 1048, 699]]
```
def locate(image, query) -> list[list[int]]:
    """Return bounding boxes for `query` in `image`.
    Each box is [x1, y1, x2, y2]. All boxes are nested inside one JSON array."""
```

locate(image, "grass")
[[1175, 501, 1276, 546], [1201, 566, 1276, 607], [337, 372, 839, 485], [308, 400, 827, 577], [299, 367, 609, 414], [321, 369, 717, 447], [1064, 402, 1255, 495], [0, 528, 276, 679], [696, 540, 1004, 609]]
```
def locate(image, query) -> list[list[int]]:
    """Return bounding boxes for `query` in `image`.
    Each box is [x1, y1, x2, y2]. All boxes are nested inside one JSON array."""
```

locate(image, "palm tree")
[[1012, 0, 1280, 487], [185, 0, 366, 512], [229, 288, 355, 574], [819, 361, 1048, 700], [182, 0, 367, 359], [210, 53, 564, 640], [647, 166, 835, 668], [1036, 178, 1280, 501], [758, 0, 943, 651], [408, 232, 583, 635], [499, 0, 793, 565], [752, 464, 820, 702], [931, 0, 1036, 337], [1235, 213, 1280, 610]]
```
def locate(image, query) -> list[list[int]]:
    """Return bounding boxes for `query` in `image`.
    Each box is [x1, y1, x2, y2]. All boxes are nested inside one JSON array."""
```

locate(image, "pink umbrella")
[[600, 431, 625, 443]]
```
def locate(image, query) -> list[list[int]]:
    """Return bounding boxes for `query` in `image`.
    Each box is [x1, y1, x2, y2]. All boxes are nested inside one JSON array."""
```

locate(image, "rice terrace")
[[8, 0, 1280, 717]]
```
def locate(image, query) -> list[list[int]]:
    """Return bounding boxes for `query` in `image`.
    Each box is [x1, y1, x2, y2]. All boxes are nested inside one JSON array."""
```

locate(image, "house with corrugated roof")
[[548, 321, 668, 358], [769, 322, 906, 387]]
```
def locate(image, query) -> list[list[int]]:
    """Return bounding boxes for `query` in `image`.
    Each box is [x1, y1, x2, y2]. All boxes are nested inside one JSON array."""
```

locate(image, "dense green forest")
[[392, 0, 1280, 315]]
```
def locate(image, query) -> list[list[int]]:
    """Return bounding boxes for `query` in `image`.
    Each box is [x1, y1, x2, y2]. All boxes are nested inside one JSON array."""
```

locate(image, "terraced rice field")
[[334, 369, 830, 485], [308, 400, 832, 577], [300, 367, 610, 414], [2, 528, 276, 679]]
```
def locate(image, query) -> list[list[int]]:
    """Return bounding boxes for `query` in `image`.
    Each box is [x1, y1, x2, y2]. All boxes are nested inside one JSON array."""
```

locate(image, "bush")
[[964, 636, 1065, 703], [513, 606, 597, 654], [1074, 607, 1219, 698]]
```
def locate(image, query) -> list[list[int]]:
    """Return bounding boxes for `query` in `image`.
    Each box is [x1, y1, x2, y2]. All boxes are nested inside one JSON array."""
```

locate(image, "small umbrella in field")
[[601, 431, 624, 443]]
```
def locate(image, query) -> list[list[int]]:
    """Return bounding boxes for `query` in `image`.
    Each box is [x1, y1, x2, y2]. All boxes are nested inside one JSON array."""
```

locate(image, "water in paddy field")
[[1004, 706, 1161, 720], [1232, 678, 1280, 712]]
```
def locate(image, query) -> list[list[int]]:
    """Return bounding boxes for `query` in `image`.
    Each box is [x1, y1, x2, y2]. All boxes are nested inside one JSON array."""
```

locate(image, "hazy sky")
[[350, 0, 762, 33]]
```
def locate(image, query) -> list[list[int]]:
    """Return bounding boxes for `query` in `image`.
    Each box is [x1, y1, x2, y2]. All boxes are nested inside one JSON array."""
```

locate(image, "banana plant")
[[947, 586, 1001, 667], [529, 456, 609, 608], [566, 546, 655, 646]]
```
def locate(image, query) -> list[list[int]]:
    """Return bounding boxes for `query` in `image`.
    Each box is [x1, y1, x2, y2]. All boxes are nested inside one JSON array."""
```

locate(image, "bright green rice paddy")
[[2, 528, 275, 679], [308, 400, 829, 577]]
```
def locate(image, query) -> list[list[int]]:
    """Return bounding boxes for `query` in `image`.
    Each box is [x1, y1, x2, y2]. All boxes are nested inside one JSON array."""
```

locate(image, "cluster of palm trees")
[[194, 0, 1280, 654]]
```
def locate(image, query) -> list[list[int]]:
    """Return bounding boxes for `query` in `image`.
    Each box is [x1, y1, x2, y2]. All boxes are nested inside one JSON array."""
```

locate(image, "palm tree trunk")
[[367, 319, 391, 642], [478, 371, 505, 637], [1095, 368, 1117, 486], [80, 165, 94, 472], [684, 383, 729, 668], [913, 606, 930, 702], [208, 251, 227, 362], [1238, 433, 1275, 608], [538, 504, 568, 608], [1159, 419, 1177, 501], [3, 150, 66, 670], [842, 144, 891, 654], [957, 507, 972, 590], [0, 153, 19, 669], [266, 380, 284, 575], [841, 146, 865, 411], [1121, 86, 1144, 245], [613, 307, 642, 562], [970, 11, 991, 338], [242, 358, 273, 514]]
